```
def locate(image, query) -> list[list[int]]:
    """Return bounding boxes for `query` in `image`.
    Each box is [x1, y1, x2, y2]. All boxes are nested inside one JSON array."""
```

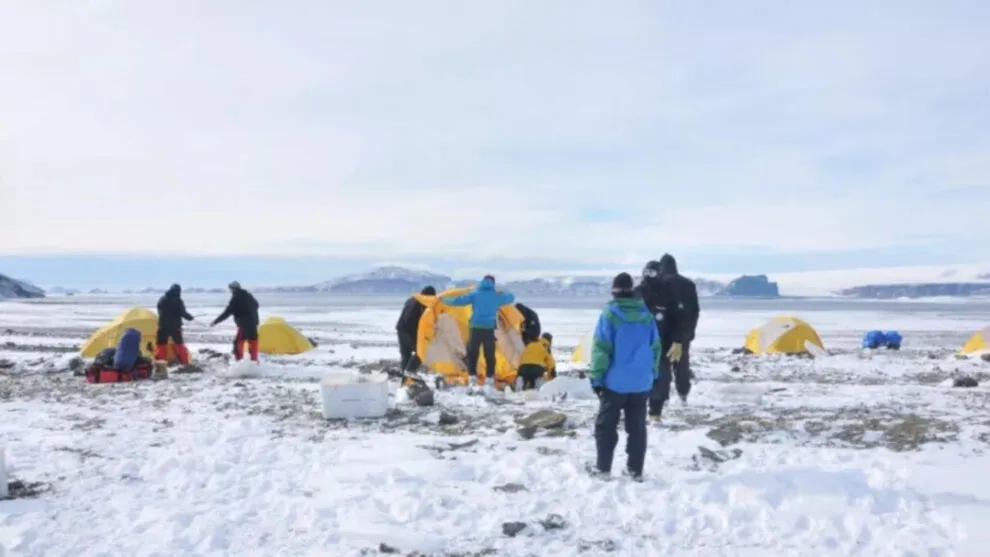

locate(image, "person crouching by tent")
[[210, 281, 260, 362], [440, 275, 515, 390], [396, 285, 436, 371], [517, 332, 556, 390], [113, 327, 143, 372], [587, 272, 661, 481], [156, 283, 194, 364], [515, 302, 541, 343]]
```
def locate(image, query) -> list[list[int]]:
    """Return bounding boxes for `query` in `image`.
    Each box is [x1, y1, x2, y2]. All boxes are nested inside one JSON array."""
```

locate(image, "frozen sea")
[[2, 293, 990, 556]]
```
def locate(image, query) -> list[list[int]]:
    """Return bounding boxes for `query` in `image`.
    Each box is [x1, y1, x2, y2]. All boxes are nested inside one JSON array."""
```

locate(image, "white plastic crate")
[[320, 373, 389, 420]]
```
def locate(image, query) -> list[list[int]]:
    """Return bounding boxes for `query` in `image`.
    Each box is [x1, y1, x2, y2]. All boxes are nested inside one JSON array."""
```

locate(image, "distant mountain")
[[257, 266, 728, 297], [716, 275, 780, 298], [0, 274, 45, 299], [837, 282, 990, 299], [47, 286, 80, 296]]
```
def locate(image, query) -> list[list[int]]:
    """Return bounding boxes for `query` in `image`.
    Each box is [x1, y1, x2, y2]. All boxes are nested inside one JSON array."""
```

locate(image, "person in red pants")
[[155, 283, 194, 364], [210, 281, 260, 362]]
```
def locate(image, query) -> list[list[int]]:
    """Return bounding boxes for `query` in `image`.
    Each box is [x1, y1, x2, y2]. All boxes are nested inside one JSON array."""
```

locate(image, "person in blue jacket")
[[113, 327, 143, 372], [441, 275, 515, 388], [587, 272, 661, 480]]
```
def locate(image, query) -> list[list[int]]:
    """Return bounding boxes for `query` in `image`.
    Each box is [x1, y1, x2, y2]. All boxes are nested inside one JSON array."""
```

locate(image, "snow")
[[2, 294, 990, 555]]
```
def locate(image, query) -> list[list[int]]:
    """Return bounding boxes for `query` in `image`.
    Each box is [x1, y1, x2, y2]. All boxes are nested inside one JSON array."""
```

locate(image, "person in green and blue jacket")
[[586, 272, 661, 480]]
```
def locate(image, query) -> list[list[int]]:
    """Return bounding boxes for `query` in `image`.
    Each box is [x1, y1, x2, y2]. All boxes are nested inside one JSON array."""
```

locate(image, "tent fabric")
[[743, 316, 824, 355], [257, 316, 314, 355], [415, 286, 525, 386], [80, 307, 184, 363], [961, 325, 990, 354], [570, 331, 594, 364], [862, 329, 903, 349]]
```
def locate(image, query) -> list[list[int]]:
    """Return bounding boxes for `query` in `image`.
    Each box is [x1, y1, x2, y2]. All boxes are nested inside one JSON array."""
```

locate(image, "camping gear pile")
[[861, 330, 903, 350]]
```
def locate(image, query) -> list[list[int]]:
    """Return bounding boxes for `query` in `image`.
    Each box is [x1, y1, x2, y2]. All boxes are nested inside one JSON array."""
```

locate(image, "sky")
[[2, 1, 989, 288]]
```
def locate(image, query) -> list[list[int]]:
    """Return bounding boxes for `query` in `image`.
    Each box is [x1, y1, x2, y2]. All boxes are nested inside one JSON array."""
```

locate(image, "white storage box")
[[1, 447, 7, 499], [320, 373, 389, 420]]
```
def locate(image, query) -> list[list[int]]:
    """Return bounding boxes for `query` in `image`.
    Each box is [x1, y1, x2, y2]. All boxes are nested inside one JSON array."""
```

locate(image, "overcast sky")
[[2, 1, 988, 286]]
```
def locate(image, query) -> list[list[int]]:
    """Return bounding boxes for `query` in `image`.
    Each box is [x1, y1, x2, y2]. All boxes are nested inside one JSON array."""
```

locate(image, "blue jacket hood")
[[477, 278, 495, 291]]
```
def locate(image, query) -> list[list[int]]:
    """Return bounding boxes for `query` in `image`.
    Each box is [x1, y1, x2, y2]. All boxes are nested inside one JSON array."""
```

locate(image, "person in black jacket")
[[635, 254, 700, 418], [210, 281, 261, 362], [395, 286, 436, 371], [156, 283, 194, 364], [515, 302, 541, 343]]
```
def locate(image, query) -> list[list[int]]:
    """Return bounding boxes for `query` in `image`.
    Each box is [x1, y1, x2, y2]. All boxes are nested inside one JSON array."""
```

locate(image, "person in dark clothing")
[[635, 254, 700, 418], [586, 272, 660, 480], [515, 302, 541, 344], [156, 283, 194, 364], [441, 275, 514, 391], [113, 328, 143, 371], [396, 286, 436, 371], [210, 281, 261, 362]]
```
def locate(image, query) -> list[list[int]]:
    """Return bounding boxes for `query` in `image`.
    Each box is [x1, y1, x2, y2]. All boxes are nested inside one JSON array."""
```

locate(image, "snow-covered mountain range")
[[18, 261, 990, 299]]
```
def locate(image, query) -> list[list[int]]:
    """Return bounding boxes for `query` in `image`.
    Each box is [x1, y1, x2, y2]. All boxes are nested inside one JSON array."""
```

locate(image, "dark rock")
[[953, 376, 979, 388], [67, 357, 84, 372], [981, 354, 990, 363], [0, 359, 15, 370], [405, 382, 435, 406], [377, 542, 399, 553], [516, 409, 567, 430], [502, 522, 527, 537], [438, 411, 458, 425], [493, 483, 528, 493], [539, 513, 568, 530], [174, 364, 205, 374], [579, 539, 618, 552]]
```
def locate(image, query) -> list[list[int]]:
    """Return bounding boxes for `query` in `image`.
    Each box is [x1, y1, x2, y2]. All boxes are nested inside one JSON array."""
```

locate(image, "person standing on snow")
[[514, 302, 541, 344], [587, 272, 661, 480], [440, 275, 515, 389], [395, 285, 436, 371], [636, 254, 700, 419], [210, 281, 261, 362], [156, 283, 194, 365]]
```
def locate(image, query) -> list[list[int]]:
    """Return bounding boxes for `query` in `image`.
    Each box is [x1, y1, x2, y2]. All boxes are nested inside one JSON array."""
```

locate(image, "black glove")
[[592, 386, 603, 398]]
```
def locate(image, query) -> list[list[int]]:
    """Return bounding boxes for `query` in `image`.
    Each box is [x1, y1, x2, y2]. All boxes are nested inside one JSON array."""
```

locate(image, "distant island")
[[7, 264, 990, 300]]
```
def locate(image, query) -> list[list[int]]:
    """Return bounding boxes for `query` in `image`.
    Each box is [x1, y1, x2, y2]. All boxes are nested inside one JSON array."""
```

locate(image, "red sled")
[[85, 362, 152, 383]]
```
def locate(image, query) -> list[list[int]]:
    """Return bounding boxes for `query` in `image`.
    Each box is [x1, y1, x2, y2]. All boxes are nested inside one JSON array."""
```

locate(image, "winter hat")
[[611, 272, 634, 296], [228, 281, 241, 290], [541, 332, 553, 344], [483, 274, 495, 283], [421, 285, 437, 295]]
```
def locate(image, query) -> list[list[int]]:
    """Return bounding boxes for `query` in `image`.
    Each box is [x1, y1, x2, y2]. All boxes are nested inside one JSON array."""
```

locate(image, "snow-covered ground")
[[2, 294, 990, 556]]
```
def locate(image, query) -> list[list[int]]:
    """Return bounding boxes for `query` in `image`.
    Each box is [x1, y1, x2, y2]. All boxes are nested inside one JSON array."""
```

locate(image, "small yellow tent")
[[960, 325, 990, 354], [571, 331, 593, 364], [257, 316, 314, 355], [80, 307, 184, 362], [744, 316, 824, 355], [414, 286, 525, 387]]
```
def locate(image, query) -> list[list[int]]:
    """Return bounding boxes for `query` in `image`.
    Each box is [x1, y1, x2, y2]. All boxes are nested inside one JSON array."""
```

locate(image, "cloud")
[[2, 0, 989, 267]]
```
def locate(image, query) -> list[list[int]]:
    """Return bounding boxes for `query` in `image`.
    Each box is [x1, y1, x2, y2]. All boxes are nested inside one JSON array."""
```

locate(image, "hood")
[[606, 297, 653, 325], [477, 277, 495, 291], [658, 253, 678, 275], [420, 286, 436, 295], [166, 283, 181, 297]]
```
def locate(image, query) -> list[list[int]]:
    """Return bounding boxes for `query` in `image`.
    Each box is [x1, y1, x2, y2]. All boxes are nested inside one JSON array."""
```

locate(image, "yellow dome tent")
[[960, 325, 990, 354], [80, 307, 185, 363], [571, 331, 593, 364], [744, 316, 825, 355], [258, 316, 314, 355], [414, 287, 525, 387]]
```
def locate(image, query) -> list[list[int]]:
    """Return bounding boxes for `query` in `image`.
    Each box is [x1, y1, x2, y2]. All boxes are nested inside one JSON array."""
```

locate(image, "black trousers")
[[649, 340, 692, 416], [464, 327, 496, 378], [155, 328, 183, 345], [594, 390, 649, 475], [517, 363, 545, 390], [397, 330, 420, 371]]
